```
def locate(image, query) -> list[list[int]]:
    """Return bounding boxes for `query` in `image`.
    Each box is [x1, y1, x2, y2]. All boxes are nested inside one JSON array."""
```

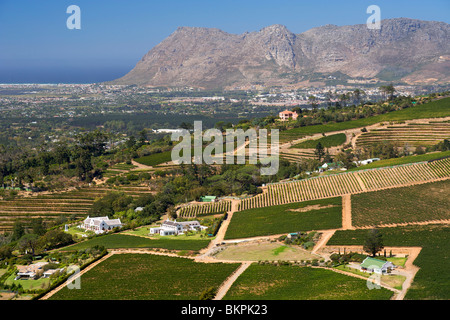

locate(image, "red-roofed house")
[[279, 110, 299, 121]]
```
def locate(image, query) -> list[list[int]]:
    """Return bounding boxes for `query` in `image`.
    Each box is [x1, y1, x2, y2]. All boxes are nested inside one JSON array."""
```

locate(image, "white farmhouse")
[[149, 219, 207, 236], [360, 257, 395, 274], [353, 158, 381, 166], [82, 216, 122, 234]]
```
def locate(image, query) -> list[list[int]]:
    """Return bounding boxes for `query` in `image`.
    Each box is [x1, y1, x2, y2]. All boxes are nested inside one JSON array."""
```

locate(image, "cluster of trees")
[[0, 130, 110, 193], [280, 231, 318, 250], [0, 218, 73, 262], [89, 160, 305, 227], [265, 91, 422, 133], [427, 139, 450, 153], [311, 136, 447, 171], [330, 252, 366, 265], [166, 161, 302, 200], [329, 228, 385, 266], [89, 191, 173, 227]]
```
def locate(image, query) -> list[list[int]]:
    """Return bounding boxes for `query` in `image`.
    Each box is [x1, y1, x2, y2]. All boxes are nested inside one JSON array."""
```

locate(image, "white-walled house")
[[149, 219, 207, 236], [360, 257, 395, 274], [353, 158, 381, 166], [82, 216, 122, 234]]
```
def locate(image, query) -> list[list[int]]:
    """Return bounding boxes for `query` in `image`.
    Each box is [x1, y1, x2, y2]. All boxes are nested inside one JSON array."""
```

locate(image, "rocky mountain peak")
[[112, 18, 450, 89]]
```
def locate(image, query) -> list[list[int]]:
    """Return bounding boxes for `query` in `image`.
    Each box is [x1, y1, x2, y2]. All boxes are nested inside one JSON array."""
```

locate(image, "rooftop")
[[361, 257, 388, 269]]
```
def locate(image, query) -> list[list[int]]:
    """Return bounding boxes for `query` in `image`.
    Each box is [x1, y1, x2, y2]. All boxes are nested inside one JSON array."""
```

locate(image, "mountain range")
[[112, 18, 450, 89]]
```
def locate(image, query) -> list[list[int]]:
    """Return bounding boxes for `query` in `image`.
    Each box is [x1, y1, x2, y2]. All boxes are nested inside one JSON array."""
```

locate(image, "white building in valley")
[[82, 216, 122, 234], [149, 219, 207, 236], [353, 158, 380, 166]]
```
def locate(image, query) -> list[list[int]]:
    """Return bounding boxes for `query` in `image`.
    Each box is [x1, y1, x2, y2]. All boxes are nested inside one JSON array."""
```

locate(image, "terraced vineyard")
[[291, 133, 347, 149], [357, 158, 450, 190], [356, 121, 450, 148], [240, 173, 362, 210], [280, 149, 316, 161], [103, 162, 138, 178], [0, 185, 154, 232], [177, 200, 232, 218], [240, 157, 450, 210]]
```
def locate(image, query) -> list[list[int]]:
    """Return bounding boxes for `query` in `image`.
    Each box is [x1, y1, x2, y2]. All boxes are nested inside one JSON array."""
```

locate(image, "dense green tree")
[[314, 142, 325, 162], [38, 229, 73, 251], [18, 233, 39, 255], [30, 218, 46, 236], [364, 228, 384, 257], [379, 84, 396, 101], [11, 221, 25, 241], [0, 245, 12, 260]]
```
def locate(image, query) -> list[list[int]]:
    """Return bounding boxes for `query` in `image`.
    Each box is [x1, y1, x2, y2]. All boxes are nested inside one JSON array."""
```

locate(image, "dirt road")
[[341, 194, 353, 230], [214, 262, 251, 300]]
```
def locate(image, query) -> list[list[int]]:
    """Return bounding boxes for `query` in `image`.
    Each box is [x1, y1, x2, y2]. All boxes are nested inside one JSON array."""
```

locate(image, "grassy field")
[[122, 227, 212, 241], [4, 273, 50, 291], [225, 197, 342, 240], [134, 150, 173, 166], [280, 97, 450, 142], [351, 180, 450, 227], [50, 253, 239, 300], [224, 264, 393, 300], [61, 233, 211, 251], [215, 242, 320, 262], [291, 133, 347, 149], [327, 224, 450, 300], [350, 150, 450, 171]]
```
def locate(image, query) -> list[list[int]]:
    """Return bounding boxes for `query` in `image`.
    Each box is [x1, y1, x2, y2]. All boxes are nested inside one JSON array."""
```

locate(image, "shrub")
[[199, 286, 217, 300]]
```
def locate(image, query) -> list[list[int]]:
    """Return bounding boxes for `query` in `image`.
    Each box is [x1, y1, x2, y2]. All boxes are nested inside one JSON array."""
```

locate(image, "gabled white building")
[[149, 219, 207, 236], [82, 216, 122, 234]]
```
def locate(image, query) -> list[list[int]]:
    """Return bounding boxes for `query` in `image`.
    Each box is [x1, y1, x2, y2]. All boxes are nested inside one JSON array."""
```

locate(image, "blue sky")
[[0, 0, 449, 83]]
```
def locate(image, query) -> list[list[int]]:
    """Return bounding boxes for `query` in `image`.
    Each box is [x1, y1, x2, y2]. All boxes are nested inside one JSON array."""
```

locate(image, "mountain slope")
[[113, 18, 450, 89]]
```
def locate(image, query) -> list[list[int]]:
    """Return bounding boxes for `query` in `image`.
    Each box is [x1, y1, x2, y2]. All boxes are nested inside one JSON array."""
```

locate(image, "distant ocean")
[[0, 66, 131, 84]]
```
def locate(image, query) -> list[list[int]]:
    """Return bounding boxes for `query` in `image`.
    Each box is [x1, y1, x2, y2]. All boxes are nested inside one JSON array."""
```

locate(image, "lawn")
[[386, 257, 407, 267], [351, 180, 450, 227], [215, 242, 320, 262], [290, 133, 347, 149], [65, 225, 95, 238], [50, 253, 239, 300], [134, 150, 173, 167], [225, 197, 342, 240], [334, 265, 406, 290], [224, 264, 393, 300], [122, 227, 212, 241], [4, 273, 51, 291], [280, 97, 450, 142], [61, 233, 211, 251], [327, 224, 450, 299]]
